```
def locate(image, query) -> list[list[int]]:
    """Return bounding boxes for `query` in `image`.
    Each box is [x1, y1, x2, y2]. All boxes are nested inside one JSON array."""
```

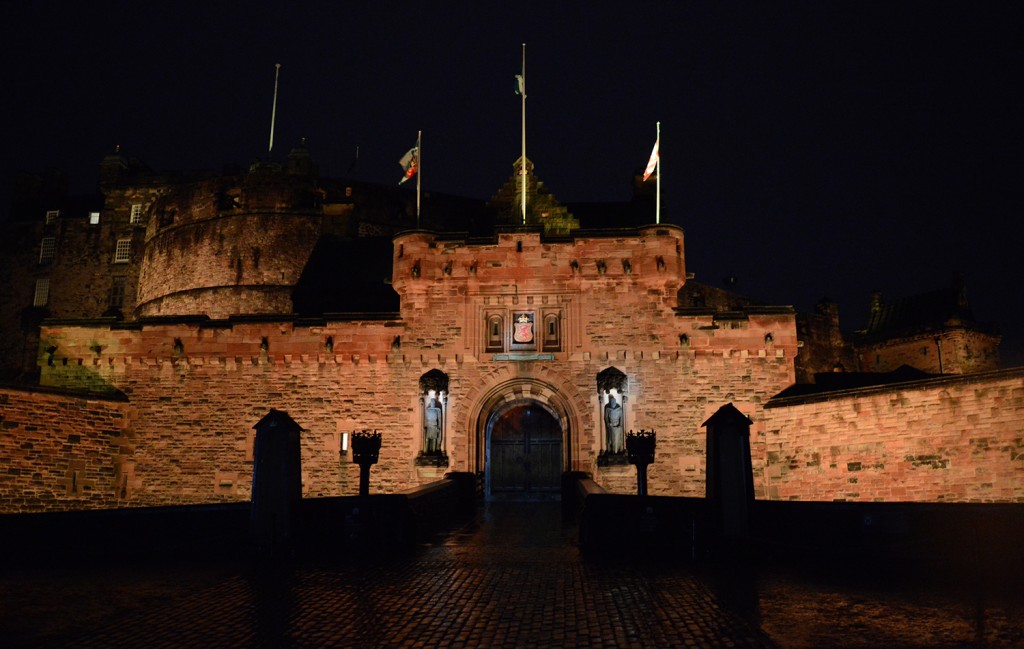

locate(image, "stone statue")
[[604, 395, 624, 454], [424, 397, 442, 453]]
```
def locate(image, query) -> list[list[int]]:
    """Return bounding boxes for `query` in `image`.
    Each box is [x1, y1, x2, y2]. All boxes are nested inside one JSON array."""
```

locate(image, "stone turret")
[[136, 155, 325, 318]]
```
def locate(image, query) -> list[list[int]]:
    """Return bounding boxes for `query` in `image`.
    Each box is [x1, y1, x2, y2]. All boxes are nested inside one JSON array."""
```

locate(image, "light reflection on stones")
[[733, 567, 1024, 649]]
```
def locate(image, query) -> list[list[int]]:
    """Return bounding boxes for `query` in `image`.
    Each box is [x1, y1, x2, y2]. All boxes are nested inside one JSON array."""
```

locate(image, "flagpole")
[[521, 43, 527, 225], [268, 63, 281, 156], [416, 130, 422, 228], [656, 121, 661, 224]]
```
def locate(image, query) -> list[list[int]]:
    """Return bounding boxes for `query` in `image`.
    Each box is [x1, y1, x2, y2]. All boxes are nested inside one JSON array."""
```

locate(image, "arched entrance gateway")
[[471, 378, 583, 500], [488, 402, 561, 497]]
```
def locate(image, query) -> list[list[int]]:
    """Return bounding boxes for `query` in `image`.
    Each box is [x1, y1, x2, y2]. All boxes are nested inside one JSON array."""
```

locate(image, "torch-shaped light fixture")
[[626, 429, 656, 497]]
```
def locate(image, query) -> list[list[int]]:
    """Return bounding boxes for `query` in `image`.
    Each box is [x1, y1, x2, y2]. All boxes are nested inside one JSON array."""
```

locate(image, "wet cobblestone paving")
[[753, 567, 1024, 649], [2, 502, 773, 648], [2, 502, 1022, 648]]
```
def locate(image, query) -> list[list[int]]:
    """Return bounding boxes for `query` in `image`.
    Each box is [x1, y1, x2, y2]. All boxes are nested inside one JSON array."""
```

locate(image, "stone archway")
[[468, 376, 586, 499], [487, 400, 562, 497]]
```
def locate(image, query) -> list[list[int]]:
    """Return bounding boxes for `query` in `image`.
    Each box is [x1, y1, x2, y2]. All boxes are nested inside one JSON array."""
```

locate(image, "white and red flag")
[[398, 145, 418, 185], [642, 138, 659, 182]]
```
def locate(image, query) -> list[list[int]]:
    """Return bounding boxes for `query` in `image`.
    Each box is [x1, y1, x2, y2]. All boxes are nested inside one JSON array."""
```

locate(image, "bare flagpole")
[[268, 63, 281, 156], [520, 43, 527, 225], [416, 130, 422, 228]]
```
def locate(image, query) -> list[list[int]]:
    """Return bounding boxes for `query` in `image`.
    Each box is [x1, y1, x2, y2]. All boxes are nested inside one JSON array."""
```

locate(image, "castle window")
[[89, 211, 101, 225], [39, 237, 56, 264], [45, 210, 59, 224], [129, 204, 144, 225], [33, 278, 49, 307], [542, 313, 561, 352], [486, 314, 504, 352], [114, 238, 132, 263], [109, 276, 126, 309]]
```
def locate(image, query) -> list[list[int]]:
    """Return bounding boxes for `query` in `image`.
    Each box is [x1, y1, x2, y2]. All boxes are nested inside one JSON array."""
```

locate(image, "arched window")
[[542, 313, 561, 352], [486, 314, 504, 352]]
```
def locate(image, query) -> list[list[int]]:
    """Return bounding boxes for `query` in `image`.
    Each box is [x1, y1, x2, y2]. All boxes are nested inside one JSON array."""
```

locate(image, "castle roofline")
[[394, 223, 683, 246], [765, 366, 1024, 407], [855, 273, 999, 342], [42, 312, 403, 331]]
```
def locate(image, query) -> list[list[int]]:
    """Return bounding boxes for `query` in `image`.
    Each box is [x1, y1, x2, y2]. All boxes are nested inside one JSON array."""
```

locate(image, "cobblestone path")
[[4, 501, 776, 648]]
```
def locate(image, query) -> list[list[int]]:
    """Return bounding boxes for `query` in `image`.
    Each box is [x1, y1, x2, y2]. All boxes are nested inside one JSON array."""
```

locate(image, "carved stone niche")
[[416, 369, 450, 467], [597, 366, 627, 394], [596, 367, 629, 467]]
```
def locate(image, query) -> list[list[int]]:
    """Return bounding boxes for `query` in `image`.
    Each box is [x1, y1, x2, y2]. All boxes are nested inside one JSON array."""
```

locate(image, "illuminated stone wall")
[[762, 368, 1024, 502], [0, 387, 129, 512], [11, 226, 801, 511], [137, 173, 324, 318], [33, 319, 419, 507], [6, 284, 1020, 511]]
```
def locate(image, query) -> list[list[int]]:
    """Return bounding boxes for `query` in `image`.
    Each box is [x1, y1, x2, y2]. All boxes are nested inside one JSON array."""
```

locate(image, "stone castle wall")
[[762, 368, 1024, 502], [0, 183, 163, 379], [137, 173, 326, 318], [7, 323, 1019, 512], [45, 184, 164, 321], [0, 387, 129, 512], [8, 226, 800, 511], [21, 311, 795, 511], [9, 226, 1017, 513], [31, 319, 416, 508], [855, 328, 1001, 375]]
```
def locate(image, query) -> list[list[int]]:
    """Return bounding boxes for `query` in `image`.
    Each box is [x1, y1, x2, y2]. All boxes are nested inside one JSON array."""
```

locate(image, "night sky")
[[3, 2, 1022, 364]]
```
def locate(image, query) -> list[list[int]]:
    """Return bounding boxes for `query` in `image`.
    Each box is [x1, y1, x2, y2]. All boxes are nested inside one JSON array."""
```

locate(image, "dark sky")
[[3, 1, 1022, 364]]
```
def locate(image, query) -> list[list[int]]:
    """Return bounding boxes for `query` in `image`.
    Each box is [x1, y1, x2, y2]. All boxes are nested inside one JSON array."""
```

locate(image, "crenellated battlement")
[[392, 225, 685, 290]]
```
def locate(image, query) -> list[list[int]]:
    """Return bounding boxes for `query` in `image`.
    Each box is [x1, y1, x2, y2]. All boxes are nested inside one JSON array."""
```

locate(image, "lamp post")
[[626, 429, 656, 496], [351, 429, 382, 497]]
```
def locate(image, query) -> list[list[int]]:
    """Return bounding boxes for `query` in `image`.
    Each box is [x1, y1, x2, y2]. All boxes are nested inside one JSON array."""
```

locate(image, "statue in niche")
[[604, 395, 624, 454], [424, 397, 442, 453]]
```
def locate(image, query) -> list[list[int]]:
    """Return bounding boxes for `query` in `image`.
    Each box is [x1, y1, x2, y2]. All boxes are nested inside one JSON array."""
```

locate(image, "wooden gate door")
[[489, 404, 562, 495]]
